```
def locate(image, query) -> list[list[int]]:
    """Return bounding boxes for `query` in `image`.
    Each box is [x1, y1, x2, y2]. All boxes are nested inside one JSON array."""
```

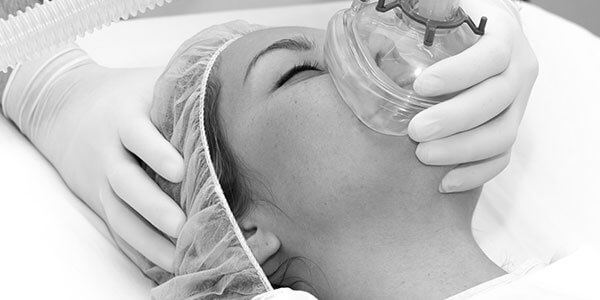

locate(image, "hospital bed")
[[1, 2, 599, 299]]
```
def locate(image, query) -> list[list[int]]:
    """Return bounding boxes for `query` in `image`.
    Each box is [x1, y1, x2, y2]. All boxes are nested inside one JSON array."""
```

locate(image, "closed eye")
[[274, 62, 323, 91]]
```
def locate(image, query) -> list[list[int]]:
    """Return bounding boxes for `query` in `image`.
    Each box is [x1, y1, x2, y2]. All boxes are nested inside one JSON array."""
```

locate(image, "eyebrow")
[[243, 36, 314, 83]]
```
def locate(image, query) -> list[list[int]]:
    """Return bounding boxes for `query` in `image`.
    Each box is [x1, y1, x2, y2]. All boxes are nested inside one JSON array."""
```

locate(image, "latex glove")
[[2, 47, 185, 271], [252, 288, 317, 300], [408, 0, 538, 193]]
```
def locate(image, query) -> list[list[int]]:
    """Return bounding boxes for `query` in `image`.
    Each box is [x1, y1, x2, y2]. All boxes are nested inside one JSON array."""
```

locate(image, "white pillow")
[[474, 4, 600, 270]]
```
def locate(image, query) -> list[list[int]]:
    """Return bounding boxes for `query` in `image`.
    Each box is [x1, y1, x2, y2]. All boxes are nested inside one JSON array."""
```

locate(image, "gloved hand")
[[252, 288, 317, 300], [2, 47, 185, 272], [409, 0, 538, 193]]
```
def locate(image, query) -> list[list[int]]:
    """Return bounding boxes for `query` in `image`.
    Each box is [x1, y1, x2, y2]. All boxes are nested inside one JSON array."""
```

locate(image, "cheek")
[[239, 77, 416, 233]]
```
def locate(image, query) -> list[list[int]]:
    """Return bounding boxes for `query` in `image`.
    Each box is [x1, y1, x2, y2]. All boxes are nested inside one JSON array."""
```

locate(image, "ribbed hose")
[[0, 0, 173, 72]]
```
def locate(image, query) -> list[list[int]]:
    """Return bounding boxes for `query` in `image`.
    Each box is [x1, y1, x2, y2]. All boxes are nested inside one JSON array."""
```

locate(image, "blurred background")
[[142, 0, 600, 37]]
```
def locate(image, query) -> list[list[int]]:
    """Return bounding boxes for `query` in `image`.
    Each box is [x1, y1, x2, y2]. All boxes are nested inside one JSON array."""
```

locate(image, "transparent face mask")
[[324, 0, 487, 136]]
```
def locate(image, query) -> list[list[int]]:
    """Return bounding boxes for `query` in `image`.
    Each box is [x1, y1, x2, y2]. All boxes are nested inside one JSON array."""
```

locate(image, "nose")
[[365, 31, 432, 91]]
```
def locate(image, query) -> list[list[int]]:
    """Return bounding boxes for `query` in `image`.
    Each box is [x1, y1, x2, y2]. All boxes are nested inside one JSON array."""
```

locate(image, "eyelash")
[[275, 61, 322, 89]]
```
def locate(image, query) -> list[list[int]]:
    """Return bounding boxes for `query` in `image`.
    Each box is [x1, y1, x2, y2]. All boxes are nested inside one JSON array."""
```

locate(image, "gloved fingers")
[[409, 72, 519, 142], [108, 158, 186, 238], [439, 151, 511, 193], [462, 0, 521, 23], [119, 116, 184, 183], [100, 186, 176, 272], [415, 105, 517, 165], [413, 31, 512, 97]]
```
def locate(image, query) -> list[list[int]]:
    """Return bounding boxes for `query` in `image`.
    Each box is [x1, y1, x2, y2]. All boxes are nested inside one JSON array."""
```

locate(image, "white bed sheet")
[[1, 2, 599, 299]]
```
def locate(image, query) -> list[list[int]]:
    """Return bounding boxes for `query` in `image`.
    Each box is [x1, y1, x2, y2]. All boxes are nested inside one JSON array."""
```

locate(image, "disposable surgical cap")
[[109, 20, 273, 299]]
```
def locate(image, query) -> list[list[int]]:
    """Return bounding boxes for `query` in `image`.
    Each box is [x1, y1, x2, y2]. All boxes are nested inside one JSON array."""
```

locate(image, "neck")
[[382, 187, 506, 298]]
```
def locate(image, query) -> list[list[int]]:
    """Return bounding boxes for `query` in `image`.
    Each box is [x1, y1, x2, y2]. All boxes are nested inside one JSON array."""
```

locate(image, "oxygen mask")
[[324, 0, 488, 135]]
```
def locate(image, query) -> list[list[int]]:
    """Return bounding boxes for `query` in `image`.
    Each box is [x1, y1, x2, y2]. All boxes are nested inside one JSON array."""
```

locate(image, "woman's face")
[[217, 27, 468, 298]]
